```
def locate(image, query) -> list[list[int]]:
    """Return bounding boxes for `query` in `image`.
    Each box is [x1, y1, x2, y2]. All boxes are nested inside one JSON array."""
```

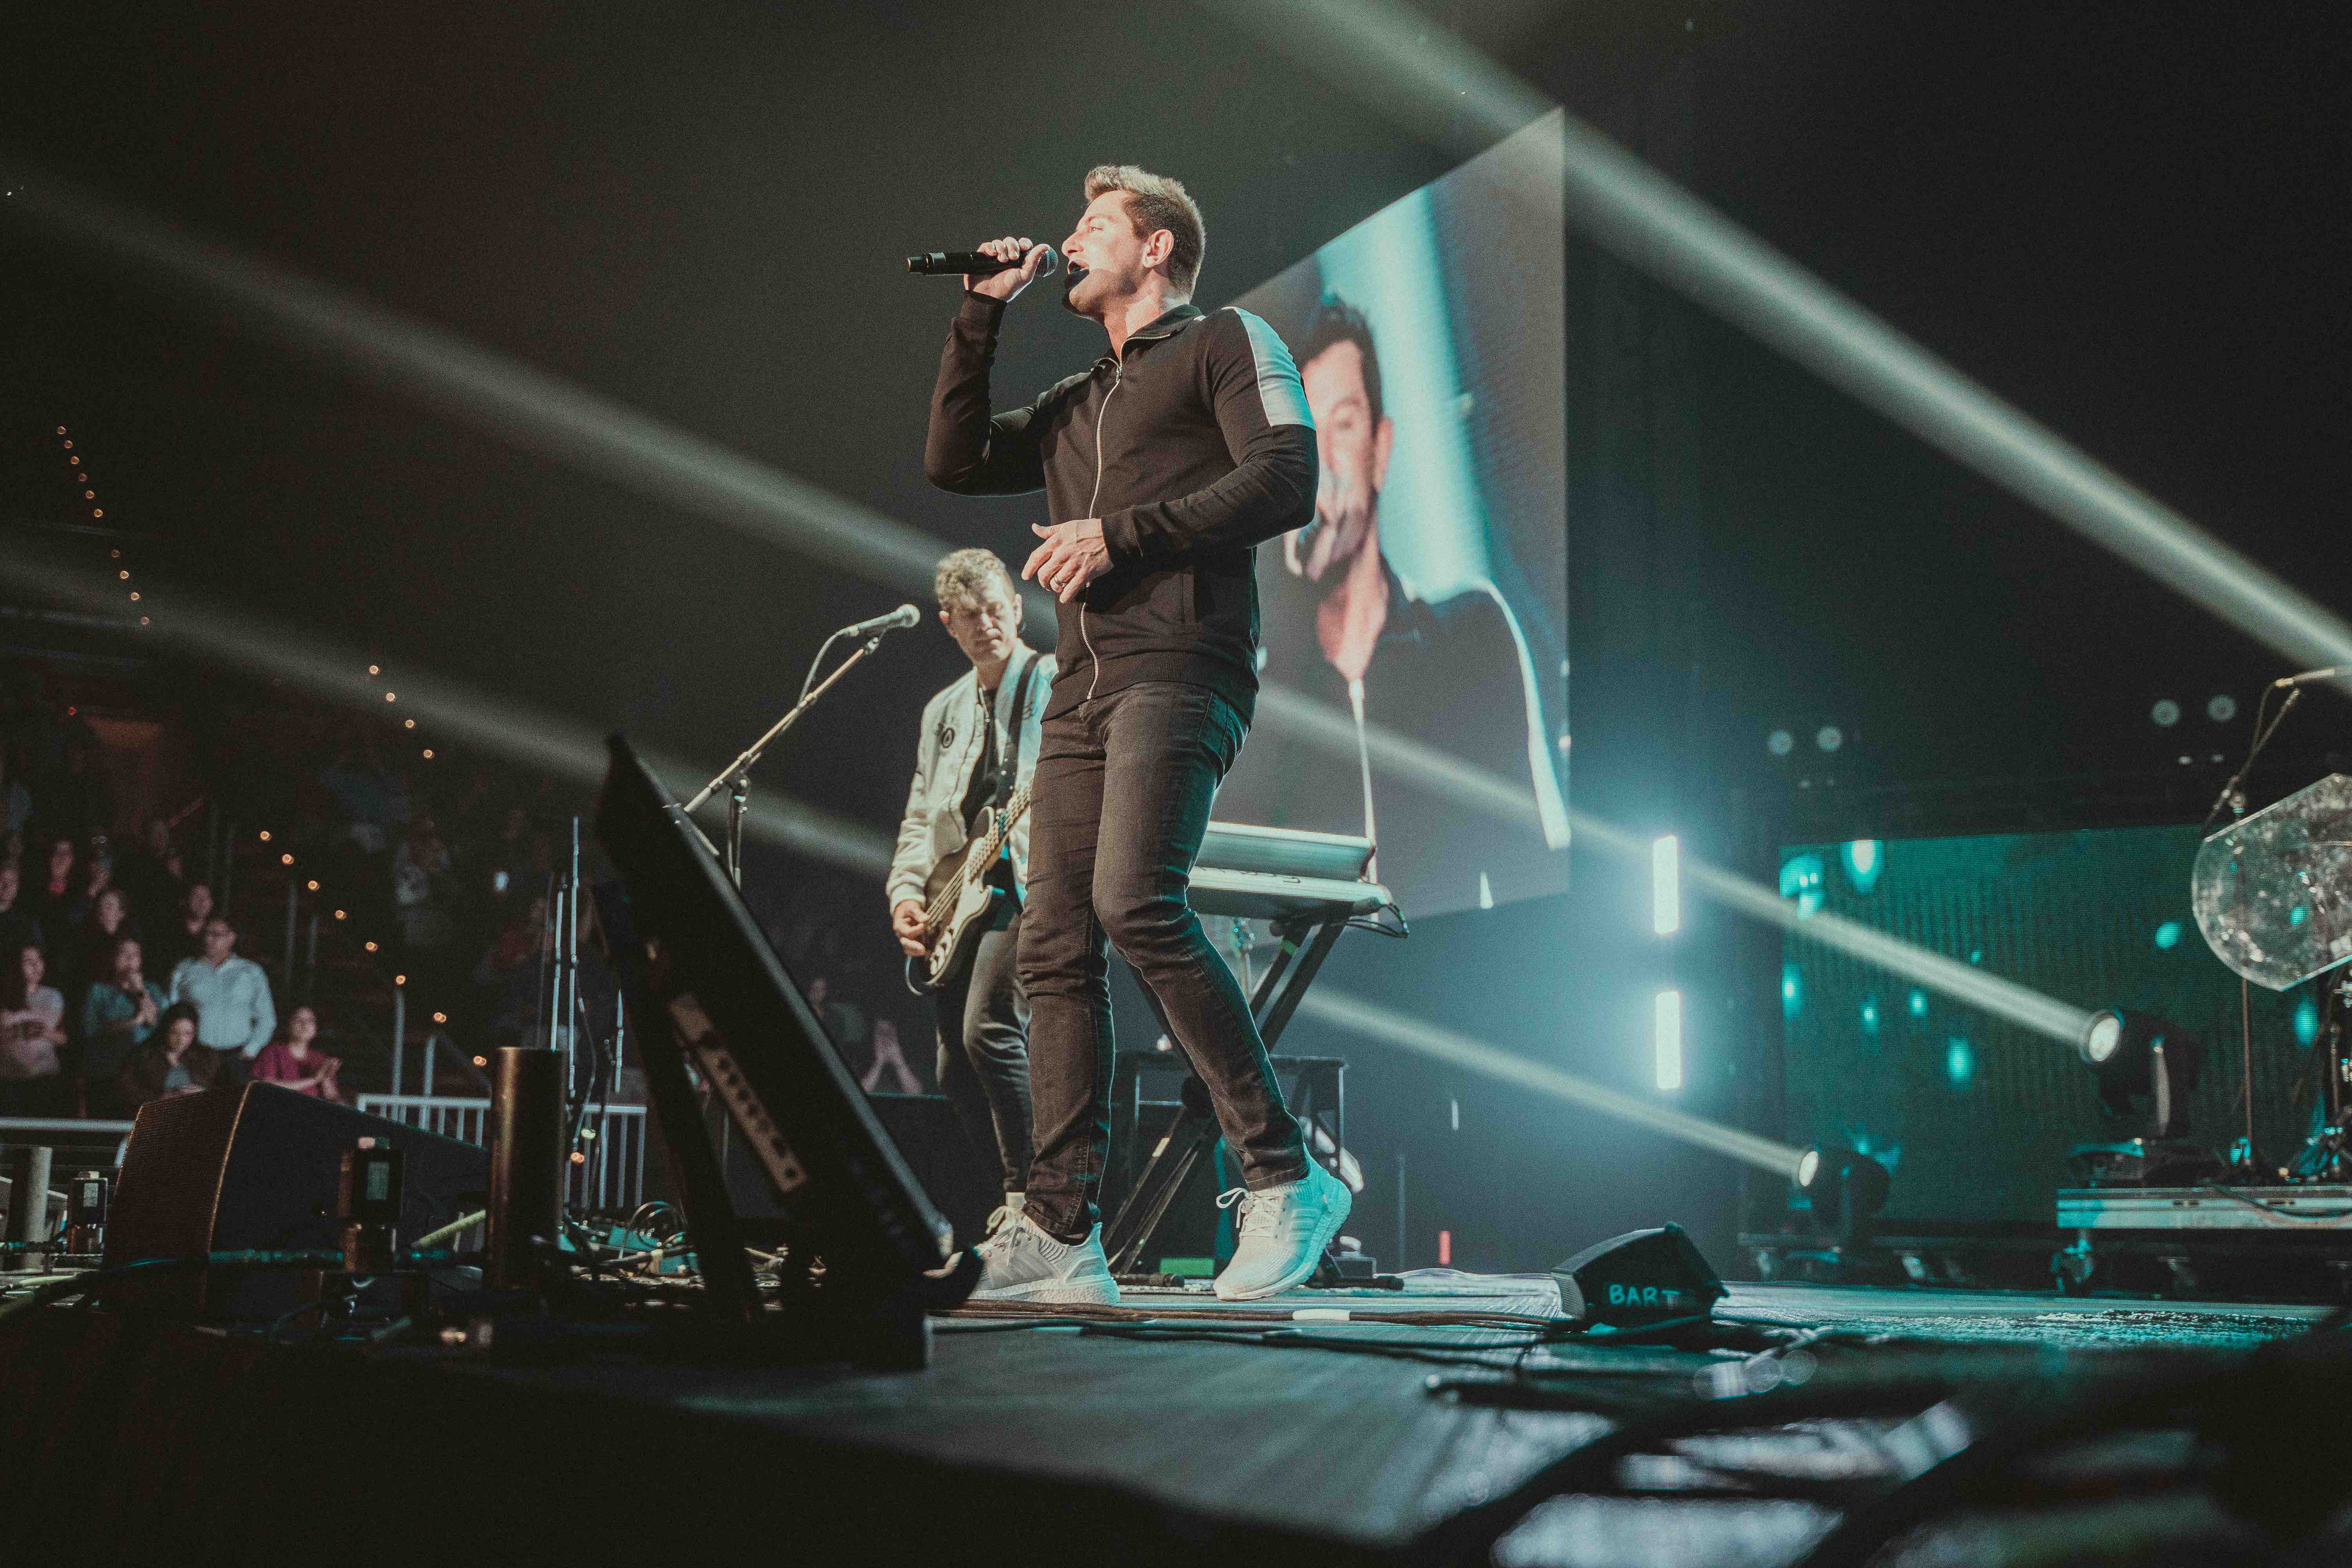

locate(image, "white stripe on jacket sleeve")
[[1232, 309, 1314, 430]]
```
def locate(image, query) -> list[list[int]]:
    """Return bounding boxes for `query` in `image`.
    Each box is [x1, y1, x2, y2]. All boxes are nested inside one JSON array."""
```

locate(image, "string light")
[[265, 816, 442, 1026], [57, 425, 143, 625]]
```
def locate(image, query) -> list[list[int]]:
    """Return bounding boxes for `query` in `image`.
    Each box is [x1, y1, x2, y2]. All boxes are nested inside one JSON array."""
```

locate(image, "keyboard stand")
[[1101, 893, 1373, 1277]]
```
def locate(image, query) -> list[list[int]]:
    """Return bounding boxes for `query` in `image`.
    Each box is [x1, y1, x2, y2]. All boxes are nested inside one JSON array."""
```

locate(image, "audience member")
[[0, 940, 69, 1114], [250, 1003, 343, 1102], [80, 837, 117, 909], [857, 1016, 923, 1095], [81, 934, 167, 1107], [393, 815, 455, 948], [168, 882, 215, 966], [477, 806, 537, 907], [0, 863, 43, 960], [477, 894, 551, 1039], [29, 835, 87, 938], [47, 728, 114, 849], [70, 886, 140, 1004], [169, 916, 277, 1065], [805, 973, 872, 1056], [115, 815, 187, 924], [119, 1001, 221, 1108], [0, 746, 29, 861], [317, 731, 410, 855]]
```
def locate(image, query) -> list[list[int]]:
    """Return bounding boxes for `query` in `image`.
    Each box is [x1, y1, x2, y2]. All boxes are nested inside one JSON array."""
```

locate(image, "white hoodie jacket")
[[886, 645, 1053, 912]]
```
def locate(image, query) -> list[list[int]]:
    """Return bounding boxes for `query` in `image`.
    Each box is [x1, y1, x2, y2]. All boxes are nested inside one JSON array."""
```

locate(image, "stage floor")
[[439, 1276, 2331, 1561], [0, 1272, 2337, 1564]]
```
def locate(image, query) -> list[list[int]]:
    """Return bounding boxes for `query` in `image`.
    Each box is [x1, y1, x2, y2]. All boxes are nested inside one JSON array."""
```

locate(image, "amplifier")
[[106, 1083, 489, 1320]]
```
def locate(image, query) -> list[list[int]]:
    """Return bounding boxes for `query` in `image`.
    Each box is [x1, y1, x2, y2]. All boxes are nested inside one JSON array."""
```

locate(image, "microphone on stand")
[[2273, 666, 2346, 688], [906, 244, 1061, 278], [840, 604, 922, 639]]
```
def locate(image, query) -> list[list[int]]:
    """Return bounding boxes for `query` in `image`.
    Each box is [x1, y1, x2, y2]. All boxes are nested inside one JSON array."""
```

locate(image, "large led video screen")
[[1780, 825, 2320, 1225], [1214, 111, 1568, 919]]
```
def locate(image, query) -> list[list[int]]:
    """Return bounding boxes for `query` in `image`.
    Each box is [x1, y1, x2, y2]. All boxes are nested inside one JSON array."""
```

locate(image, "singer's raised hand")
[[967, 236, 1048, 302]]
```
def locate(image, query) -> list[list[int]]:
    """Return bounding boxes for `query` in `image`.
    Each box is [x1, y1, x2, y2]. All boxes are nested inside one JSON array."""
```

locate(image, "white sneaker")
[[1214, 1161, 1352, 1301], [982, 1192, 1026, 1242], [969, 1213, 1121, 1305]]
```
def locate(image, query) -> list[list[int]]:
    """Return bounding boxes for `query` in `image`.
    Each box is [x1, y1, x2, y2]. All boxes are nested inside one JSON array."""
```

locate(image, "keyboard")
[[1191, 822, 1391, 922]]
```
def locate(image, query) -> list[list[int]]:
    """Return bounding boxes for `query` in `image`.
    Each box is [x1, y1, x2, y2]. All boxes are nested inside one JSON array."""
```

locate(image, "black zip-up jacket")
[[924, 291, 1318, 722]]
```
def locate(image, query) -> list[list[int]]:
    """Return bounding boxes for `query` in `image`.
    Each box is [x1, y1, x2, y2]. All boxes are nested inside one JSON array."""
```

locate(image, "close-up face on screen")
[[1215, 113, 1569, 919]]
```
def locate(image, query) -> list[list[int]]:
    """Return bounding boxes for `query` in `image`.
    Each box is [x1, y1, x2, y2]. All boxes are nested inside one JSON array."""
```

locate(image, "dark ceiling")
[[4, 0, 2347, 846]]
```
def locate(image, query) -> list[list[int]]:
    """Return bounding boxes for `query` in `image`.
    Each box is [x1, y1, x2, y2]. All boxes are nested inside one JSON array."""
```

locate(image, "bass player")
[[887, 548, 1052, 1241]]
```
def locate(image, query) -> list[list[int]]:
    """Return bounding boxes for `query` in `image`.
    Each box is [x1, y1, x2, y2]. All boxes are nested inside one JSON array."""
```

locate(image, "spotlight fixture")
[[2067, 1007, 2224, 1187], [1795, 1144, 1890, 1242], [2076, 1007, 2201, 1139]]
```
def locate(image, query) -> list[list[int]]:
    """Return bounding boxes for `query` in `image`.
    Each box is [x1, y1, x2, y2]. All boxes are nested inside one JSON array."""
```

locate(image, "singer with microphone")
[[921, 165, 1347, 1305], [885, 549, 1051, 1238]]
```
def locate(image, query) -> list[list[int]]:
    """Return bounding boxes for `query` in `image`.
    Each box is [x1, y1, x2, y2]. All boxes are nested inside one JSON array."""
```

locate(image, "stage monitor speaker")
[[1552, 1222, 1726, 1328], [106, 1082, 490, 1321], [594, 735, 964, 1326]]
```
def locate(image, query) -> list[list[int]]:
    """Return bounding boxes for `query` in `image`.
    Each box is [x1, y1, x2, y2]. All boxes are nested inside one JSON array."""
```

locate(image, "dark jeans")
[[1018, 681, 1307, 1242], [933, 902, 1033, 1194]]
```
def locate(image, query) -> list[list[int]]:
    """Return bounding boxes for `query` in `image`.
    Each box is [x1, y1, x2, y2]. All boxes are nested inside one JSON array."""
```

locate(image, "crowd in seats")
[[0, 685, 316, 1119], [0, 679, 934, 1120]]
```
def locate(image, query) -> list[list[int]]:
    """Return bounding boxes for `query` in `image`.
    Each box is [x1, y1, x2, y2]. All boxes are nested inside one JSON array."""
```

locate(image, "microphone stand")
[[2202, 685, 2302, 833], [685, 633, 886, 887]]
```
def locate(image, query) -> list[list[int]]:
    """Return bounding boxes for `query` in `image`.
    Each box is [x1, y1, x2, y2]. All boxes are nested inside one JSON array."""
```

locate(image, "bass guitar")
[[904, 782, 1033, 994]]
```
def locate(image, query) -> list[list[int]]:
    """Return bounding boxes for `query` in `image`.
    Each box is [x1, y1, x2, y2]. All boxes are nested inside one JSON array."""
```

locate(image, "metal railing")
[[356, 1094, 650, 1214]]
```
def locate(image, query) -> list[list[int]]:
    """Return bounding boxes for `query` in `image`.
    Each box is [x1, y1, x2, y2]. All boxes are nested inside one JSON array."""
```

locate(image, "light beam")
[[0, 550, 893, 875], [1196, 0, 2352, 691], [1297, 988, 1801, 1178]]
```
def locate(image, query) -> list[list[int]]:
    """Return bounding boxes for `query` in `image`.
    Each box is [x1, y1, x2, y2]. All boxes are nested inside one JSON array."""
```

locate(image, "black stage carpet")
[[0, 1278, 2337, 1565]]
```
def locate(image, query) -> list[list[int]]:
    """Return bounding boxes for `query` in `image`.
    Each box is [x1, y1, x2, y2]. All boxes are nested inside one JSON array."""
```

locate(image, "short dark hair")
[[1084, 165, 1207, 294], [1296, 294, 1383, 427], [157, 1001, 200, 1037]]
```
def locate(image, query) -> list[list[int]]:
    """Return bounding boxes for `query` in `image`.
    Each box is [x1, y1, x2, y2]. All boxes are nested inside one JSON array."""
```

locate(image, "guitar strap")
[[995, 652, 1041, 812]]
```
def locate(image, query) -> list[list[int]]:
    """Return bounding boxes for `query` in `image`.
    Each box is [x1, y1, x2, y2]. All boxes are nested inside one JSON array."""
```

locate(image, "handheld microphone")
[[906, 244, 1061, 278], [841, 604, 922, 639], [2274, 666, 2347, 688]]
